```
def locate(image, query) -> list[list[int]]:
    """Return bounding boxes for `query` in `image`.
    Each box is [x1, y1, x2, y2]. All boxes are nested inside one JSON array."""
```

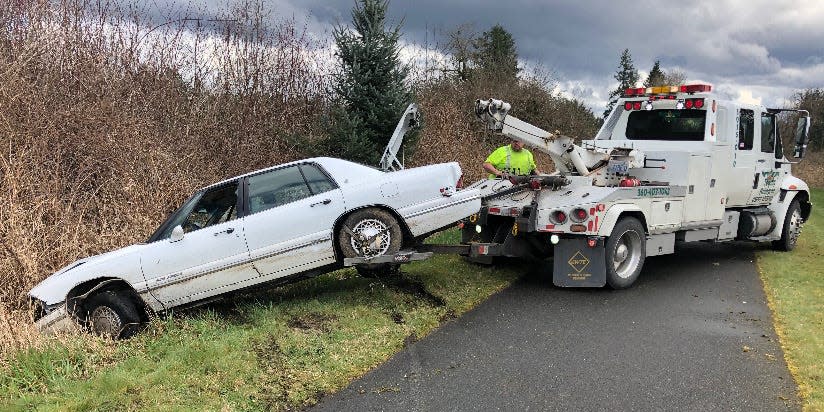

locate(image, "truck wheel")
[[84, 290, 141, 339], [338, 208, 402, 278], [772, 199, 802, 251], [605, 217, 646, 289]]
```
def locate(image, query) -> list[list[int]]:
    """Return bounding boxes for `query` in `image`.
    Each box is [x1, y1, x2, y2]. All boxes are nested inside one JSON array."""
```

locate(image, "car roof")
[[200, 157, 383, 191]]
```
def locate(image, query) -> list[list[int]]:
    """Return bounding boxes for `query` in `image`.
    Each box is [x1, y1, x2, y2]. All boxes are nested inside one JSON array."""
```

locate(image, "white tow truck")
[[457, 84, 812, 288]]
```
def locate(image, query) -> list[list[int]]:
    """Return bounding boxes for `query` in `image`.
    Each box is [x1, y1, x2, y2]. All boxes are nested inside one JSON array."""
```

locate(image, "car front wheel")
[[84, 290, 142, 339], [338, 208, 403, 278]]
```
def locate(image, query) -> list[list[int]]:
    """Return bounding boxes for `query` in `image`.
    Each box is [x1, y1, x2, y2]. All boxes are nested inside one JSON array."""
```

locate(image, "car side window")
[[181, 183, 239, 234], [738, 109, 754, 150], [760, 113, 776, 154], [247, 166, 312, 214], [300, 163, 336, 194]]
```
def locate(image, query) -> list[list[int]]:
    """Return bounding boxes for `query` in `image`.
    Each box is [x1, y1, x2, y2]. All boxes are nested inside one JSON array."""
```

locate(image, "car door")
[[243, 163, 345, 280], [140, 180, 254, 307]]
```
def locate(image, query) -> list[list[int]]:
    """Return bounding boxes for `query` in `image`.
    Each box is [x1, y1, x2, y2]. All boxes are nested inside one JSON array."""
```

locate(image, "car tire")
[[772, 199, 802, 252], [605, 217, 646, 289], [84, 290, 142, 339], [338, 208, 403, 278]]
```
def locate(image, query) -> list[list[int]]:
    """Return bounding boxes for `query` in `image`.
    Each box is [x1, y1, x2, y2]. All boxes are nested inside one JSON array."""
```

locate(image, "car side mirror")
[[793, 115, 811, 159], [170, 225, 184, 242]]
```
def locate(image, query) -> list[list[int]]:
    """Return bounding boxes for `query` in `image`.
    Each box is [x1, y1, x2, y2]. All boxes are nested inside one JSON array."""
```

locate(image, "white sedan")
[[29, 157, 478, 338]]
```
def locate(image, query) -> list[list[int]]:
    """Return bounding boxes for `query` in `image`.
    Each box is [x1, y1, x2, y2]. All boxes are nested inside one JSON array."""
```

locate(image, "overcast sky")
[[156, 0, 824, 115]]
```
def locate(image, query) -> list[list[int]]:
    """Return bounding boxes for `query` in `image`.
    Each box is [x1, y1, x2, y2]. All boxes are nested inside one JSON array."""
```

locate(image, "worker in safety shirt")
[[482, 137, 540, 179]]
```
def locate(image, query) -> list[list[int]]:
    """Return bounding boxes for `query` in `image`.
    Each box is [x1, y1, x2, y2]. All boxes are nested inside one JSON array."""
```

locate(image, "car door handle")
[[310, 199, 332, 207], [757, 159, 766, 163], [214, 228, 235, 236]]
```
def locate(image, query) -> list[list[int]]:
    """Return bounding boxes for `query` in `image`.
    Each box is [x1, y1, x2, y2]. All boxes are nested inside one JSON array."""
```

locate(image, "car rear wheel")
[[84, 290, 141, 339], [338, 208, 403, 278], [605, 217, 646, 289]]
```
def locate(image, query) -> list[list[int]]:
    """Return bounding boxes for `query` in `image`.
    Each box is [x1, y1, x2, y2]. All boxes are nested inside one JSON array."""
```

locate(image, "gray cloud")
[[147, 0, 824, 113]]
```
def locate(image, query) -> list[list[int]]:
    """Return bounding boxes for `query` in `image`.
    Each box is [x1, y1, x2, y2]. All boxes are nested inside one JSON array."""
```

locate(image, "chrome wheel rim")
[[90, 306, 121, 338], [788, 209, 802, 246], [350, 219, 391, 257], [613, 230, 642, 279]]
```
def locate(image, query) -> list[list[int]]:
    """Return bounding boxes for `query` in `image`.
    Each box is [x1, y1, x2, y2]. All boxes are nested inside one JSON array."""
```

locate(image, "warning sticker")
[[567, 251, 590, 273]]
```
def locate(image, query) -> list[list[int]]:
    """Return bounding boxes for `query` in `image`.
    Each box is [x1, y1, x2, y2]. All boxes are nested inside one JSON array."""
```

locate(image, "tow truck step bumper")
[[343, 251, 434, 266]]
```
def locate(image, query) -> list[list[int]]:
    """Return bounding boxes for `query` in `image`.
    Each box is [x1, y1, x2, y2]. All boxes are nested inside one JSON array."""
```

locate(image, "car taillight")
[[693, 98, 704, 109], [529, 178, 541, 190], [456, 174, 464, 189]]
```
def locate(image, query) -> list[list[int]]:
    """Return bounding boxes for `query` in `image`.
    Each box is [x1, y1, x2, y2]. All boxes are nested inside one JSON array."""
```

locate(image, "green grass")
[[758, 188, 824, 411], [0, 248, 520, 410]]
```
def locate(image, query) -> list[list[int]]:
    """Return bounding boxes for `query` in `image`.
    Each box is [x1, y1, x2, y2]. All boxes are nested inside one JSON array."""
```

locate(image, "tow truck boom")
[[474, 99, 644, 177]]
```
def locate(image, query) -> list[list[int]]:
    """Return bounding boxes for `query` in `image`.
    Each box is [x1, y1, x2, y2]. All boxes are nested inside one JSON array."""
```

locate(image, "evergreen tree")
[[603, 49, 639, 118], [644, 60, 666, 88], [474, 24, 519, 82], [325, 0, 414, 166]]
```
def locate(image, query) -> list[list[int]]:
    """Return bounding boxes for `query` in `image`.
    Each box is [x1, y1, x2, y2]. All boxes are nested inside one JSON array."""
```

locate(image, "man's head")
[[510, 139, 524, 151]]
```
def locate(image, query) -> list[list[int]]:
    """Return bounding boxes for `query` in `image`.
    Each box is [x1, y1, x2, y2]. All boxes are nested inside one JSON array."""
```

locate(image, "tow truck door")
[[729, 108, 758, 206], [747, 112, 781, 205]]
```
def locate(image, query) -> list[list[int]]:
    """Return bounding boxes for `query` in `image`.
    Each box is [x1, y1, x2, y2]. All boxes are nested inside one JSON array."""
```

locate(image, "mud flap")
[[553, 237, 606, 287]]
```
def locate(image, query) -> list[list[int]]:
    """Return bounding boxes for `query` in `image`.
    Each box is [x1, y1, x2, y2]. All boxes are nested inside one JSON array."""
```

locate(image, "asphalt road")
[[312, 242, 800, 411]]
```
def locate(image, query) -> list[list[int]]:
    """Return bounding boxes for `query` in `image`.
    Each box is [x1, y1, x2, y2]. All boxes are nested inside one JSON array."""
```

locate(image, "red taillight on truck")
[[570, 208, 588, 223], [456, 174, 464, 189], [551, 210, 567, 224]]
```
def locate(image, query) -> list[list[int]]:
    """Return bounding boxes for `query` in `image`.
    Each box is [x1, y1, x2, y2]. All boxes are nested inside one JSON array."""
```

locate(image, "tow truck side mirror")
[[793, 115, 811, 159]]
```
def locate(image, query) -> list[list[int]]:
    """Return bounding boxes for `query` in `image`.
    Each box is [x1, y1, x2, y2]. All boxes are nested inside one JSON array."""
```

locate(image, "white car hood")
[[29, 243, 148, 305]]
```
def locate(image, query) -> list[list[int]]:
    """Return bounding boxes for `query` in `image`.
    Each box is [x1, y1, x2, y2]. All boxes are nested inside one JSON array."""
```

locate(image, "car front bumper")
[[34, 303, 79, 335]]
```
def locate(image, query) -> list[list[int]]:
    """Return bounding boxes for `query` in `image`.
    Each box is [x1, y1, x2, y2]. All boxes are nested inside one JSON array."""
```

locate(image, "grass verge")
[[0, 251, 519, 410], [758, 188, 824, 411]]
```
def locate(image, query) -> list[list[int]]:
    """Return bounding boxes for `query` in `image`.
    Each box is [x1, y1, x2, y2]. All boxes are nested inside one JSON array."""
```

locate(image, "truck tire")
[[338, 208, 402, 278], [605, 217, 646, 289], [772, 199, 802, 251], [84, 290, 141, 339]]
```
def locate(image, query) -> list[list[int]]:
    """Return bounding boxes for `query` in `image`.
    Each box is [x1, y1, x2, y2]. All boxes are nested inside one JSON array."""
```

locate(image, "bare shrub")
[[410, 73, 601, 182]]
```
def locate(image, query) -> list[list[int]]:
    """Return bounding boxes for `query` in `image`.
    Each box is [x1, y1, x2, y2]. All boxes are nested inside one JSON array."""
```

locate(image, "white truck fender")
[[597, 203, 646, 237], [765, 178, 811, 239], [781, 175, 809, 193]]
